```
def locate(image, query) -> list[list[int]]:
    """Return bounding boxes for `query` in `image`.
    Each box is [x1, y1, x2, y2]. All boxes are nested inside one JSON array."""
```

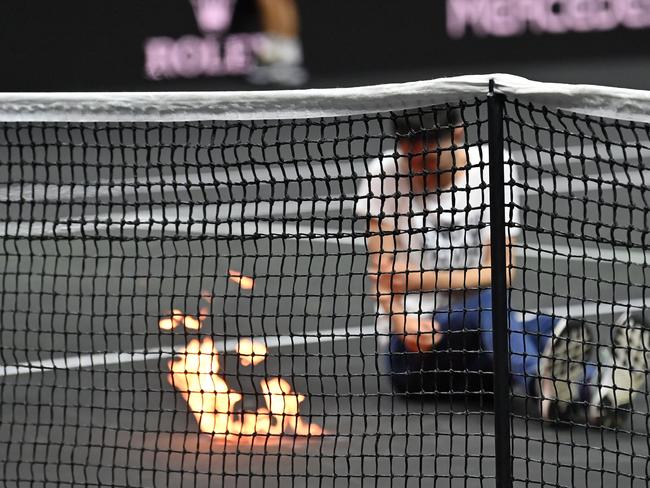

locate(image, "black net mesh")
[[504, 99, 650, 487], [0, 93, 648, 488]]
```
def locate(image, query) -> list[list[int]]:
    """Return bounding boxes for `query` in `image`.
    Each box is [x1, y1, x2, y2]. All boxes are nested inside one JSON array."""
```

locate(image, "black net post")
[[487, 81, 512, 488]]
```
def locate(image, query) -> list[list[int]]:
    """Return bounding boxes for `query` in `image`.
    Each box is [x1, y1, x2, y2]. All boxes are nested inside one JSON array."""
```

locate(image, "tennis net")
[[0, 75, 649, 487]]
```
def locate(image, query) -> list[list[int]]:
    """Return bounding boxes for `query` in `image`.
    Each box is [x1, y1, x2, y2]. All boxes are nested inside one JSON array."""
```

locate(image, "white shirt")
[[355, 145, 522, 317]]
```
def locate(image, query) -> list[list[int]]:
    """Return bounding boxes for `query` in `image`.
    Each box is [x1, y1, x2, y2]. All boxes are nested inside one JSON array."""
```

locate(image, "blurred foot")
[[587, 310, 650, 427], [249, 34, 308, 87], [248, 63, 308, 87], [539, 318, 596, 423]]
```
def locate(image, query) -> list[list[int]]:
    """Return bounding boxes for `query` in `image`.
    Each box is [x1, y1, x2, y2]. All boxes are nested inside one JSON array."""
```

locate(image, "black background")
[[0, 0, 649, 91]]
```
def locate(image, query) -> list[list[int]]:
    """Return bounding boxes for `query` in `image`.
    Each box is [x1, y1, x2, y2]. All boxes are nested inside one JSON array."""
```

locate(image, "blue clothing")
[[387, 289, 557, 393]]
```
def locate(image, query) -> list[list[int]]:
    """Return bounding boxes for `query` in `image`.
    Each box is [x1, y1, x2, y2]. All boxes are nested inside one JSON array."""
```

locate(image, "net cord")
[[1, 74, 650, 123]]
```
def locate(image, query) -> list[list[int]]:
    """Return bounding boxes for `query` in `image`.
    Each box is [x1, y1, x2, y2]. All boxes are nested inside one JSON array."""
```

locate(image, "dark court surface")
[[1, 234, 649, 487], [3, 333, 649, 488]]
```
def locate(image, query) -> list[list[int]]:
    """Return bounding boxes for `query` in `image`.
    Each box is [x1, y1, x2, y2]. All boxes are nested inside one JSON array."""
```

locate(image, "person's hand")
[[399, 315, 439, 352]]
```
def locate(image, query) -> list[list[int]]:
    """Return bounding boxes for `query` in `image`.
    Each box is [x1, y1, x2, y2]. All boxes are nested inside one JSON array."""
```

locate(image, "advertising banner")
[[0, 0, 648, 90]]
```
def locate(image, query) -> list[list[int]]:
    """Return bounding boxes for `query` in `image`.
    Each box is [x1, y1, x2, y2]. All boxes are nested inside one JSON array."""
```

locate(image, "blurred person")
[[356, 108, 649, 426], [249, 0, 307, 86]]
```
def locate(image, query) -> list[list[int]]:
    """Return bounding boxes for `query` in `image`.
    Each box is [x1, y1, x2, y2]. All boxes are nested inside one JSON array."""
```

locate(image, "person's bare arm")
[[365, 217, 399, 311], [373, 239, 517, 294], [366, 218, 397, 269], [365, 218, 440, 351], [256, 0, 300, 37]]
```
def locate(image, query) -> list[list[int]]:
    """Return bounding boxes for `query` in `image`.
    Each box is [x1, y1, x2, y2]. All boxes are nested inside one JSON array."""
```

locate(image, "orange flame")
[[262, 378, 323, 436], [237, 338, 267, 366], [159, 309, 202, 331], [198, 291, 213, 321], [159, 309, 184, 330], [228, 269, 255, 290], [160, 312, 321, 438]]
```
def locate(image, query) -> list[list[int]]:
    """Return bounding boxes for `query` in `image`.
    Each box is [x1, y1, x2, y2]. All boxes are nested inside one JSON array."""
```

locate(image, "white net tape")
[[1, 74, 650, 123]]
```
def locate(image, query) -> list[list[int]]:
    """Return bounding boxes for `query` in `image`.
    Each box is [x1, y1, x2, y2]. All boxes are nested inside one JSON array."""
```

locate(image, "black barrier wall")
[[1, 0, 650, 91]]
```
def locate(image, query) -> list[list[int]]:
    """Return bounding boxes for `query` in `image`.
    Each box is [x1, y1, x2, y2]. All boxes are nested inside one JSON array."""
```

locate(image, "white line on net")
[[0, 212, 646, 265], [1, 167, 645, 206], [0, 296, 647, 378], [1, 142, 648, 206]]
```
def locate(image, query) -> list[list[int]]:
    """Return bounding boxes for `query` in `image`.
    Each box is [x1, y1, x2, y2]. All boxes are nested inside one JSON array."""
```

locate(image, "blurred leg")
[[387, 291, 486, 394], [435, 291, 558, 392], [251, 0, 307, 85], [257, 0, 300, 38], [508, 311, 557, 393], [387, 289, 559, 395]]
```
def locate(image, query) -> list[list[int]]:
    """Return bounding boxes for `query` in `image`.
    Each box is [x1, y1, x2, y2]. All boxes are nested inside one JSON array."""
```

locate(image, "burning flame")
[[237, 338, 267, 366], [159, 309, 202, 331], [159, 303, 322, 438], [228, 269, 255, 290], [261, 378, 322, 436]]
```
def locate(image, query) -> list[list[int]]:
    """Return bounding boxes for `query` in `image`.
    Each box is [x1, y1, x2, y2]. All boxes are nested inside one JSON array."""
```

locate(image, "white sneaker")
[[587, 311, 650, 427], [248, 34, 308, 87], [247, 62, 308, 87], [539, 318, 597, 422]]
